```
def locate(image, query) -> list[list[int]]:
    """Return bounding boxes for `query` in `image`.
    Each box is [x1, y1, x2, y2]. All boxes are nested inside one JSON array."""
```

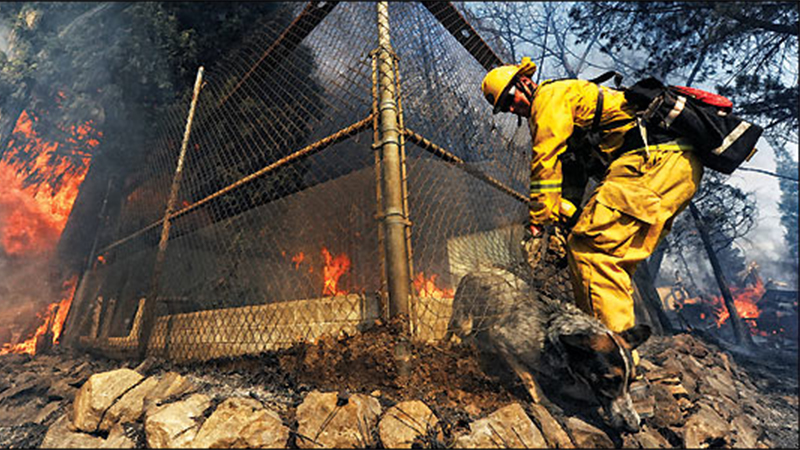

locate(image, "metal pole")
[[137, 66, 204, 359], [376, 2, 411, 319]]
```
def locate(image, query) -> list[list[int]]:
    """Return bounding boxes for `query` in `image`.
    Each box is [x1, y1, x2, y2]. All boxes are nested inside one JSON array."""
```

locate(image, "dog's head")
[[560, 324, 651, 433]]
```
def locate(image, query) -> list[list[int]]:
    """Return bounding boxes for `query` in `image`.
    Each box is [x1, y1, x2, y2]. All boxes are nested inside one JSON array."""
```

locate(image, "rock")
[[35, 401, 63, 424], [296, 390, 381, 448], [0, 378, 47, 403], [145, 393, 211, 449], [699, 395, 738, 421], [683, 403, 731, 448], [378, 400, 440, 449], [143, 372, 196, 412], [99, 376, 160, 431], [105, 423, 136, 449], [651, 383, 684, 428], [528, 403, 574, 448], [40, 414, 105, 449], [47, 379, 78, 401], [732, 414, 760, 449], [635, 424, 672, 448], [463, 403, 482, 418], [192, 397, 289, 448], [698, 366, 738, 401], [563, 417, 614, 449], [72, 368, 143, 432], [454, 403, 547, 449]]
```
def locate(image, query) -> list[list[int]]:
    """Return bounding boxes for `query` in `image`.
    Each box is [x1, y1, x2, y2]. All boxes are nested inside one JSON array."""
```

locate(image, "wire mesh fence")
[[65, 1, 564, 363]]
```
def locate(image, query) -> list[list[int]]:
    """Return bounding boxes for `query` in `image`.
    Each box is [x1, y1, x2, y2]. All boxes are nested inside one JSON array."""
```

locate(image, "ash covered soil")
[[0, 317, 797, 448]]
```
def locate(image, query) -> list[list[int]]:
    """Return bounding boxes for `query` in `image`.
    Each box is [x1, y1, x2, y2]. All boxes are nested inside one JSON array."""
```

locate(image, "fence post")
[[376, 2, 411, 320], [137, 66, 205, 360]]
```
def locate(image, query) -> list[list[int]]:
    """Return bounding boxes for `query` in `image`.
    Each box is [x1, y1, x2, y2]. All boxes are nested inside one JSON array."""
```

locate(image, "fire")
[[676, 278, 767, 336], [291, 252, 305, 270], [322, 247, 350, 296], [413, 272, 454, 299], [712, 278, 766, 334], [0, 275, 78, 355], [0, 110, 98, 256], [286, 248, 351, 296]]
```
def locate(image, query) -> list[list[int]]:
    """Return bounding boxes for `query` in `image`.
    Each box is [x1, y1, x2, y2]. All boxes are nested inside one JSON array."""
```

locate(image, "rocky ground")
[[0, 318, 797, 448]]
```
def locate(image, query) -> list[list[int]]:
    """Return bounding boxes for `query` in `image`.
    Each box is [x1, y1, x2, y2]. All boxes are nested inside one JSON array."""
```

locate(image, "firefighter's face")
[[504, 76, 535, 118]]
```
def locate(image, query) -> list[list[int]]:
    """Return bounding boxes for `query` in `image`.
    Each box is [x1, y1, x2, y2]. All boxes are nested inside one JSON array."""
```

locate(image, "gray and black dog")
[[445, 265, 651, 433]]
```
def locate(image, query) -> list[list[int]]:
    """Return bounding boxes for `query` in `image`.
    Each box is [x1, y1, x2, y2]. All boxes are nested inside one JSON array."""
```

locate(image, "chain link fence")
[[63, 1, 555, 363]]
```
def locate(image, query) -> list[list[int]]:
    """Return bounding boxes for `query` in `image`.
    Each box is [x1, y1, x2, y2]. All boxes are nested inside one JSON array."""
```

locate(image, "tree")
[[570, 2, 797, 287], [772, 141, 799, 285]]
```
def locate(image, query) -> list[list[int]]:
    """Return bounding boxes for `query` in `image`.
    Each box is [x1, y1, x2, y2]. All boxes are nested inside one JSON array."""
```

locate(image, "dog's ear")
[[559, 332, 594, 355], [619, 324, 651, 349]]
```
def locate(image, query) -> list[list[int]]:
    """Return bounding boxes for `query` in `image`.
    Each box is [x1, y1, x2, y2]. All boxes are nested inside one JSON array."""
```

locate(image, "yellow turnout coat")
[[528, 79, 703, 333]]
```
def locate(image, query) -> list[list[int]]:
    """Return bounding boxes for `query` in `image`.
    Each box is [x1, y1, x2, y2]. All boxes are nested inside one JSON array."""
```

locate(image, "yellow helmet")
[[481, 57, 537, 114]]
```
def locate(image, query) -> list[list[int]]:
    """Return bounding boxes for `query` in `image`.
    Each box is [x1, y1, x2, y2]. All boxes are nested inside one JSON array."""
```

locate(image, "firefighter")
[[481, 58, 704, 364]]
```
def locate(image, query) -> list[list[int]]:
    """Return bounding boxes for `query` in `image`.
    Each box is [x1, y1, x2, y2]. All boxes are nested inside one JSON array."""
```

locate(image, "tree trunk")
[[647, 240, 668, 280], [689, 202, 753, 347], [633, 261, 674, 335]]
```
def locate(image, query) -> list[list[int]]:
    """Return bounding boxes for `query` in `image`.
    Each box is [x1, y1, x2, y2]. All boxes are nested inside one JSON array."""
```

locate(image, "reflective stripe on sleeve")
[[530, 179, 562, 193]]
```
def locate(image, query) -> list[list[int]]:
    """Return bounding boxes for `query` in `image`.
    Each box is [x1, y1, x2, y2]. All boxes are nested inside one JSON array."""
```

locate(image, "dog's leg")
[[499, 348, 543, 403]]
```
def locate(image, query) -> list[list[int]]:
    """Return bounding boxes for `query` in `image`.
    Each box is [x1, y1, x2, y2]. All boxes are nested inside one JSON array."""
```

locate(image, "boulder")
[[105, 423, 136, 449], [192, 397, 289, 448], [455, 403, 547, 449], [563, 417, 614, 449], [683, 403, 731, 448], [145, 393, 211, 448], [98, 375, 160, 431], [73, 368, 143, 432], [40, 414, 105, 449], [40, 414, 134, 449], [527, 403, 574, 448], [296, 390, 381, 448], [378, 400, 440, 449], [142, 371, 196, 412]]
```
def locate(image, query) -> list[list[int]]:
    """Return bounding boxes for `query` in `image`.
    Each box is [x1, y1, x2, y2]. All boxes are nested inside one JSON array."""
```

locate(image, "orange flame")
[[322, 247, 350, 296], [413, 272, 454, 299], [677, 277, 768, 336], [0, 110, 98, 256], [712, 278, 766, 333], [0, 275, 78, 355], [291, 252, 305, 270]]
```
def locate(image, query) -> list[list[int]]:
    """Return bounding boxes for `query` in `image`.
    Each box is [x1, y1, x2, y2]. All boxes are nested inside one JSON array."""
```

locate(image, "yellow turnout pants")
[[567, 143, 703, 333]]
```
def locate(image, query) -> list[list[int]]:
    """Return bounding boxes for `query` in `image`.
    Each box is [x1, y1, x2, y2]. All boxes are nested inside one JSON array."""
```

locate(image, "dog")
[[445, 265, 651, 433]]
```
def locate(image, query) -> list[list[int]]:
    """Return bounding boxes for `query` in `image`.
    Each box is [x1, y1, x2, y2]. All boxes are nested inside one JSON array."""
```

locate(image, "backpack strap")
[[591, 86, 604, 136], [588, 71, 624, 89]]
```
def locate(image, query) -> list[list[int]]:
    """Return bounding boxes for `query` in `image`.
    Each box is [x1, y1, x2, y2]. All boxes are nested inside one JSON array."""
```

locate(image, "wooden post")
[[137, 67, 204, 360], [689, 202, 753, 347]]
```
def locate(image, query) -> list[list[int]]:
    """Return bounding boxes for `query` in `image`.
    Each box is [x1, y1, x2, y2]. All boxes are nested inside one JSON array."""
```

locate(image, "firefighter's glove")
[[556, 198, 581, 230]]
